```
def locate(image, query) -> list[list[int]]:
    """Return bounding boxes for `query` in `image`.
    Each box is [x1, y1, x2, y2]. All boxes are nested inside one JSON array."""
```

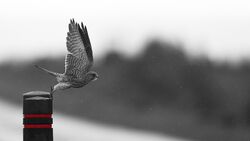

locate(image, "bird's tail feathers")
[[34, 65, 59, 77]]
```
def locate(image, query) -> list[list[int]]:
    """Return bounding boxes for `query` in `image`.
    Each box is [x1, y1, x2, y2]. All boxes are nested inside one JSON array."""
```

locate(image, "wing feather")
[[64, 54, 87, 79], [79, 23, 93, 62], [65, 19, 93, 77]]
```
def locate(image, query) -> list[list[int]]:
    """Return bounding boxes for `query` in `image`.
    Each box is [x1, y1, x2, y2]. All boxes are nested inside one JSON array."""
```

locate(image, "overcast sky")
[[0, 0, 250, 63]]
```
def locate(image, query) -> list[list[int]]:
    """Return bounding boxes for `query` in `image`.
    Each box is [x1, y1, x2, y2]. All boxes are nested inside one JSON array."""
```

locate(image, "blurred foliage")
[[1, 40, 250, 140]]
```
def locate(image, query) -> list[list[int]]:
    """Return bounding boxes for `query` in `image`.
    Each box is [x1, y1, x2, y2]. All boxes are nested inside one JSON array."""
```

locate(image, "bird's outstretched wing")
[[64, 19, 93, 78]]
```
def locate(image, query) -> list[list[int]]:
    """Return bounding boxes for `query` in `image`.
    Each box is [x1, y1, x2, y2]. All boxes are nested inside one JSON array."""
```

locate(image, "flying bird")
[[35, 19, 98, 95]]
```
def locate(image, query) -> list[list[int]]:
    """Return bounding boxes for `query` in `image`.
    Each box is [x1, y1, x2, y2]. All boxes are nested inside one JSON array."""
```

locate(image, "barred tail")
[[34, 65, 59, 77]]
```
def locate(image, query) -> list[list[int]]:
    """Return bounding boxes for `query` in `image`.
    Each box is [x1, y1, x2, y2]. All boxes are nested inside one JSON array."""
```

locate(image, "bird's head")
[[86, 71, 99, 82]]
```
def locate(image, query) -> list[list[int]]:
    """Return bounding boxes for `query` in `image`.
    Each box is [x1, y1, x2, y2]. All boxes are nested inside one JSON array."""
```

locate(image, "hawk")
[[35, 19, 98, 95]]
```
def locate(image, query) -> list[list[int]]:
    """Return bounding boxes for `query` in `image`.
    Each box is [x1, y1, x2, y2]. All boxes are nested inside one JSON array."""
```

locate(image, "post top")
[[23, 91, 51, 99], [25, 96, 51, 101], [23, 91, 53, 114], [23, 91, 50, 96]]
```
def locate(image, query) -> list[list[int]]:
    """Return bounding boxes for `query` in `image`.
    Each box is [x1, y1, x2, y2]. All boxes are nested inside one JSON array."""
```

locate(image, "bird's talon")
[[50, 86, 54, 99], [50, 86, 53, 92]]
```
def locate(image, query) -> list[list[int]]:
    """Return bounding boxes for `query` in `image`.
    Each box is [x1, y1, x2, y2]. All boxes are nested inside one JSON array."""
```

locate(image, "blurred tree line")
[[1, 39, 250, 140], [99, 40, 250, 127]]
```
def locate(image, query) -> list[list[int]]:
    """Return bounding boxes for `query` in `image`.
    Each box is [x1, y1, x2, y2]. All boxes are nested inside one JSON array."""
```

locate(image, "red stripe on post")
[[24, 114, 52, 118], [24, 124, 52, 128]]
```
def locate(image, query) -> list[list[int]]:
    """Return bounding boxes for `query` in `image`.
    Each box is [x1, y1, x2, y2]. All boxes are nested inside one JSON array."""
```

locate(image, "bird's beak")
[[93, 74, 99, 81]]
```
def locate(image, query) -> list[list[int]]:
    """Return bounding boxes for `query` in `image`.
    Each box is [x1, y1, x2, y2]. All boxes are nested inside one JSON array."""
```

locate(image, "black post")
[[23, 91, 53, 141]]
